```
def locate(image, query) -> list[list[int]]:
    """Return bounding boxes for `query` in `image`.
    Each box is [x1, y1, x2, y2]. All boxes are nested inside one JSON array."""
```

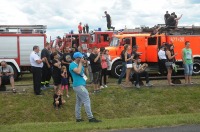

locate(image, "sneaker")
[[12, 88, 17, 93], [76, 119, 84, 122], [36, 93, 44, 96], [104, 85, 108, 88], [93, 90, 98, 94], [100, 85, 104, 89], [146, 83, 153, 87], [45, 84, 50, 88], [40, 85, 46, 90], [89, 118, 102, 123], [136, 84, 140, 89]]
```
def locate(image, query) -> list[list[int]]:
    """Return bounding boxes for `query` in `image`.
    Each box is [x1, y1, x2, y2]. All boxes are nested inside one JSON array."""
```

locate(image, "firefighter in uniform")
[[41, 43, 51, 88], [30, 45, 45, 95]]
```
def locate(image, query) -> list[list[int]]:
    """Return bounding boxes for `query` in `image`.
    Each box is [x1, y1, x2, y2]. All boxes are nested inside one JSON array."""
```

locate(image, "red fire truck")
[[106, 25, 200, 78], [59, 29, 143, 51], [0, 25, 47, 79], [61, 31, 113, 50]]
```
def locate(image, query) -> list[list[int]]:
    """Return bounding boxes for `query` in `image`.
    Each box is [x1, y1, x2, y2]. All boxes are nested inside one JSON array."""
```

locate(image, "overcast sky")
[[0, 0, 200, 41]]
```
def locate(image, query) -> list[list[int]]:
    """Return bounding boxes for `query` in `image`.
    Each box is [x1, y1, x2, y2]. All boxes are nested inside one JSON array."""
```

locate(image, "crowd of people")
[[28, 43, 113, 122], [117, 40, 194, 88], [0, 10, 195, 123]]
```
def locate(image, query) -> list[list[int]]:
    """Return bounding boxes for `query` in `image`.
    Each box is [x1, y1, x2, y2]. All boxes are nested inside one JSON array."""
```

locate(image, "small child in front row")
[[61, 66, 69, 97], [53, 89, 66, 110]]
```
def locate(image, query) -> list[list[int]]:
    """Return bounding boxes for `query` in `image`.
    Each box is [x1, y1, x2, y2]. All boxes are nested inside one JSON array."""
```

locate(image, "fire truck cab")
[[0, 25, 47, 80], [62, 31, 113, 50], [107, 25, 200, 78]]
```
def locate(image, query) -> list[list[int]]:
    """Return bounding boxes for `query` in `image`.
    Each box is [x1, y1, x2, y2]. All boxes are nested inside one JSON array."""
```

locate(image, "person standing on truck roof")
[[83, 25, 86, 34], [164, 11, 170, 24], [78, 22, 83, 34], [0, 61, 16, 93], [165, 44, 177, 86], [86, 24, 89, 34], [30, 46, 46, 95], [103, 11, 115, 31], [41, 43, 51, 89], [182, 41, 193, 84]]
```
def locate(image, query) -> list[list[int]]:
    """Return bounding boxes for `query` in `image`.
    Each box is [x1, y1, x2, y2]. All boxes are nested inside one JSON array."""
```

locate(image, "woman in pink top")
[[100, 49, 108, 88]]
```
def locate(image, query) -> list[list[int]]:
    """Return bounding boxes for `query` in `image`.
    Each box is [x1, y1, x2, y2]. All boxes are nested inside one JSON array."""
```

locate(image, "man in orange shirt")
[[78, 22, 83, 34]]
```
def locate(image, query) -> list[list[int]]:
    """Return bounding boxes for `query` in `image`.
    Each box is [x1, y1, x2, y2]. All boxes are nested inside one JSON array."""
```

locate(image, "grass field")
[[0, 74, 200, 132]]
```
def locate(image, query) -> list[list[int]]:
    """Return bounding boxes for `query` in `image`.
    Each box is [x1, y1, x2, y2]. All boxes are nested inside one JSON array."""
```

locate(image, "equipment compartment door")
[[146, 36, 158, 62]]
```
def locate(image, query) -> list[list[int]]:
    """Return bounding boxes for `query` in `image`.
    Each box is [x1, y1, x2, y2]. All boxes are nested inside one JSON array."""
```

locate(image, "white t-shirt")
[[158, 50, 167, 60], [30, 51, 43, 68]]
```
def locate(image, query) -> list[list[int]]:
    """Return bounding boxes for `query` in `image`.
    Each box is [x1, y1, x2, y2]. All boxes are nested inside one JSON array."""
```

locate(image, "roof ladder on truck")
[[0, 25, 47, 34]]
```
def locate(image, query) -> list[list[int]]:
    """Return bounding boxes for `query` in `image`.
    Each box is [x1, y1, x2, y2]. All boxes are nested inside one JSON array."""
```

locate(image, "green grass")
[[1, 113, 200, 132], [0, 74, 200, 131]]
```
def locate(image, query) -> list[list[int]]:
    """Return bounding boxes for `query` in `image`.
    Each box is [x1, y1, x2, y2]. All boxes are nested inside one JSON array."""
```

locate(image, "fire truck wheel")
[[9, 64, 19, 80], [111, 61, 123, 78], [193, 59, 200, 75]]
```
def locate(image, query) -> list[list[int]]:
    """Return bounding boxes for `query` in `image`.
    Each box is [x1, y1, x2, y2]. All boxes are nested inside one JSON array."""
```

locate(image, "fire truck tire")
[[111, 61, 123, 78], [193, 59, 200, 75], [9, 64, 19, 80]]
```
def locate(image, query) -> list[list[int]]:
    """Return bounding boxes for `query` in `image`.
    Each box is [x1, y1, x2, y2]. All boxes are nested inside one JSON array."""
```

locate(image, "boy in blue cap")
[[69, 52, 101, 123]]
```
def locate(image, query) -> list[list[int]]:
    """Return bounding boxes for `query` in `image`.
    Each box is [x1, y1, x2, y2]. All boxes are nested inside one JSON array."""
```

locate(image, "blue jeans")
[[73, 85, 93, 119], [118, 62, 127, 84], [184, 63, 193, 76]]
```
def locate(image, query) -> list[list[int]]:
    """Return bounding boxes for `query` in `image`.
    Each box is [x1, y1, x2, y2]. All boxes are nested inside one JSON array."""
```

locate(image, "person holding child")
[[53, 89, 66, 110], [61, 66, 69, 97], [52, 52, 62, 92]]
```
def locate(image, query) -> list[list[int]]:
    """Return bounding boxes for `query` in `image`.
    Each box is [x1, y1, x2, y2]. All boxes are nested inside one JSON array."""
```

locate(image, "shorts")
[[0, 75, 13, 85], [92, 71, 101, 84], [61, 78, 68, 85], [165, 62, 173, 69], [184, 63, 193, 76], [52, 75, 61, 86], [0, 75, 13, 79]]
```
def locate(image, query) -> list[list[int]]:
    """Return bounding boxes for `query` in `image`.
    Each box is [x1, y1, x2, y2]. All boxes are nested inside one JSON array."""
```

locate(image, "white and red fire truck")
[[0, 25, 47, 79]]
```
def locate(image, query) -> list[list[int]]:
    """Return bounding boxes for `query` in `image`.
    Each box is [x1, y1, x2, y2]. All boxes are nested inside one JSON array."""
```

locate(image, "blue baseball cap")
[[73, 52, 83, 59]]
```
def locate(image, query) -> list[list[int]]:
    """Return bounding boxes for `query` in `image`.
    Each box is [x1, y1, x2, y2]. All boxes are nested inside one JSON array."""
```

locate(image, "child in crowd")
[[53, 89, 66, 110], [61, 66, 69, 97], [100, 49, 108, 88]]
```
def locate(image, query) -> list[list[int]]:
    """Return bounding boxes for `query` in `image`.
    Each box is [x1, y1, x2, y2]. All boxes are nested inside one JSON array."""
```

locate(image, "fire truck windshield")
[[109, 37, 119, 47]]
